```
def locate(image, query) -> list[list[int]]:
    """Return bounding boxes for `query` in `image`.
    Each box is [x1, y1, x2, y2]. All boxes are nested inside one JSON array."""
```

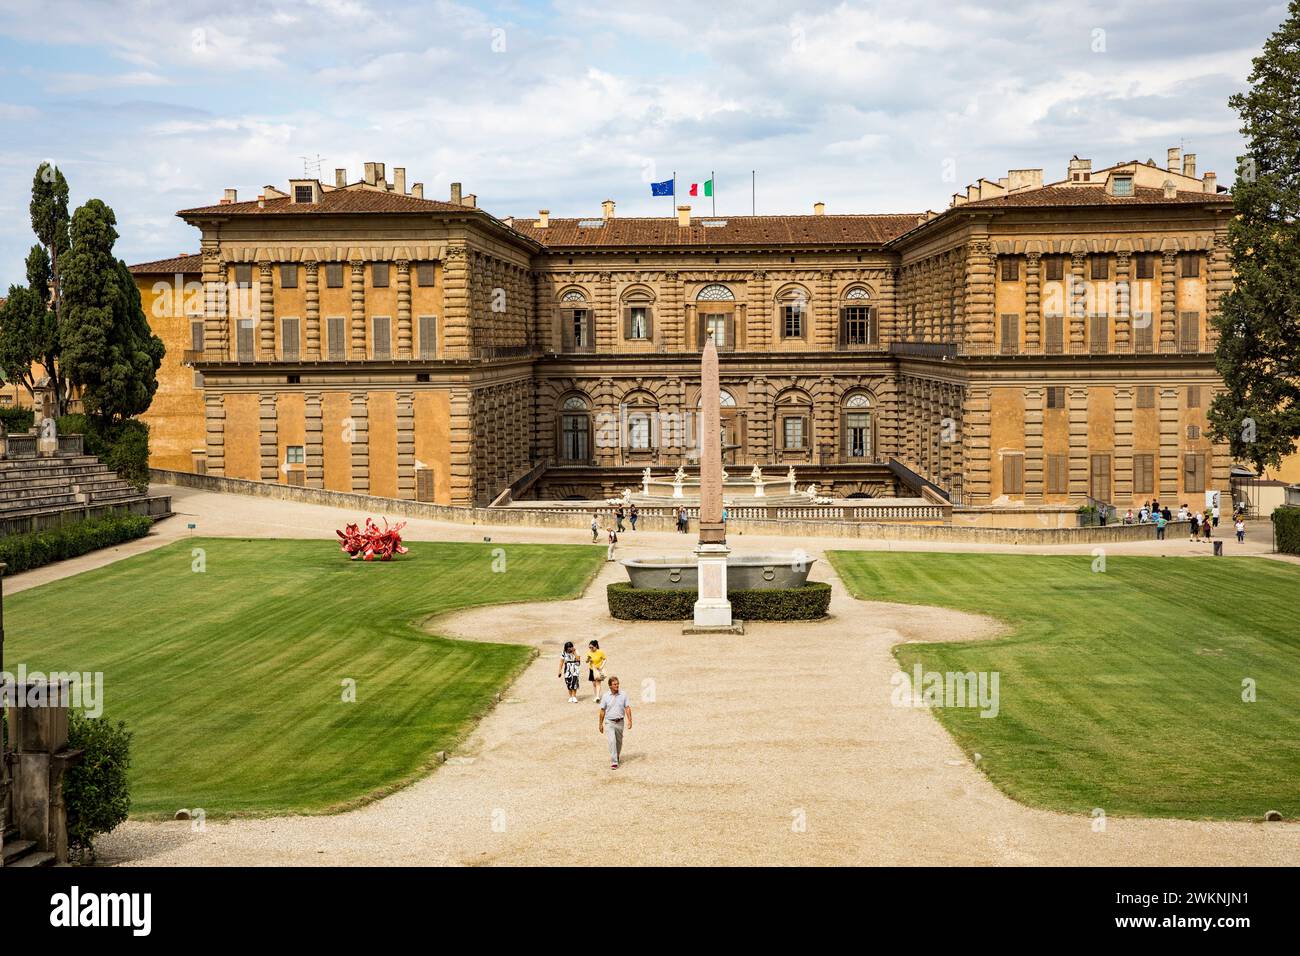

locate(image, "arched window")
[[622, 390, 658, 452], [697, 390, 737, 408], [775, 285, 811, 341], [843, 392, 873, 459], [840, 286, 877, 347], [559, 290, 592, 352], [558, 394, 591, 462], [697, 284, 735, 301], [621, 287, 655, 342]]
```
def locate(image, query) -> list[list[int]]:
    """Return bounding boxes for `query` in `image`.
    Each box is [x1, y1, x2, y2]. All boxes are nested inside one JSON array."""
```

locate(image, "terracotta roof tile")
[[128, 253, 202, 274], [512, 213, 922, 248], [178, 190, 469, 217], [959, 184, 1232, 209]]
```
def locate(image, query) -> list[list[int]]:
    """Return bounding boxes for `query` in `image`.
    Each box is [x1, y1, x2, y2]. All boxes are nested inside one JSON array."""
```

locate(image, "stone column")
[[259, 393, 278, 481], [1158, 387, 1179, 499], [304, 392, 323, 488], [397, 391, 415, 499], [964, 241, 995, 352], [1069, 253, 1087, 352], [305, 261, 321, 359], [1114, 251, 1132, 351], [1207, 232, 1230, 349], [350, 258, 366, 359], [448, 385, 474, 504], [258, 261, 275, 359], [1024, 386, 1044, 502], [749, 270, 768, 348], [816, 270, 834, 349], [1068, 386, 1089, 499], [962, 385, 991, 504], [1024, 252, 1041, 352], [880, 267, 899, 344], [443, 244, 470, 359], [396, 260, 412, 359], [201, 241, 228, 359], [1114, 386, 1134, 502], [662, 271, 681, 351], [349, 392, 369, 494], [204, 394, 225, 476], [597, 272, 615, 351], [1159, 250, 1178, 352]]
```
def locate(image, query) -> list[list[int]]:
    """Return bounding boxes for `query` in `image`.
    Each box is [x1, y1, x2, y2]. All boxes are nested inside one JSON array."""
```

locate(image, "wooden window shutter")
[[419, 315, 437, 358], [1000, 313, 1019, 354], [416, 262, 436, 286], [416, 468, 435, 502], [372, 317, 391, 358], [726, 313, 736, 348], [1045, 314, 1064, 353], [1179, 312, 1200, 352], [1002, 454, 1024, 494], [623, 307, 633, 340], [190, 320, 205, 352], [562, 310, 575, 351], [327, 316, 345, 359], [838, 307, 848, 348], [1090, 313, 1109, 353], [697, 313, 709, 348], [1046, 454, 1068, 494], [281, 318, 300, 361], [644, 307, 654, 340], [1134, 317, 1154, 352]]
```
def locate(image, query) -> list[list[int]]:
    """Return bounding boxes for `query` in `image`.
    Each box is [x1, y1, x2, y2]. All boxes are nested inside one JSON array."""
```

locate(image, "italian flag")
[[689, 179, 713, 197]]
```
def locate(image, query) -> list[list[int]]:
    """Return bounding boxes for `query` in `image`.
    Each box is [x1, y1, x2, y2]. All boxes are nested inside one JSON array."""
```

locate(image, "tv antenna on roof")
[[300, 154, 325, 178]]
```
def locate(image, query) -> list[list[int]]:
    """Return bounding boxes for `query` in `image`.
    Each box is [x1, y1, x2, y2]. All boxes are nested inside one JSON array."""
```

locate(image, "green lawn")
[[829, 550, 1300, 820], [5, 538, 602, 818]]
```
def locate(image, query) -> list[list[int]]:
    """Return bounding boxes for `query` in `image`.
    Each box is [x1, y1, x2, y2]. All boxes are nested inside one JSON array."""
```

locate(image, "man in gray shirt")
[[599, 676, 633, 769]]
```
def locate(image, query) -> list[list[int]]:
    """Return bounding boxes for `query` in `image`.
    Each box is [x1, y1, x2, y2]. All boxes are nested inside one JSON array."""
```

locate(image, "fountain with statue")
[[612, 335, 826, 630]]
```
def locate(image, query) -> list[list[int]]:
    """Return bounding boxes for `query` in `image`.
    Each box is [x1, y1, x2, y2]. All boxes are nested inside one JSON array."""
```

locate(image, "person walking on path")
[[599, 676, 632, 769], [558, 641, 582, 703], [1212, 503, 1221, 529], [590, 515, 599, 543], [1155, 511, 1167, 540], [1202, 510, 1213, 540], [586, 641, 608, 703], [630, 504, 638, 531], [606, 525, 618, 562], [615, 505, 625, 533], [1236, 517, 1246, 543], [1190, 511, 1201, 541]]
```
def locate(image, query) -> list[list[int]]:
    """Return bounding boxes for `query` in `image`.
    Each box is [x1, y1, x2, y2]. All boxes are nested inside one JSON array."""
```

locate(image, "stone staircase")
[[0, 455, 153, 518], [1, 827, 56, 867]]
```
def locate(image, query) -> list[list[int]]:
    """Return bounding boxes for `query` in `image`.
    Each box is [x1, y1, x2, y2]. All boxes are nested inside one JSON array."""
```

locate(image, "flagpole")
[[751, 170, 755, 215], [711, 170, 716, 216], [672, 170, 677, 216]]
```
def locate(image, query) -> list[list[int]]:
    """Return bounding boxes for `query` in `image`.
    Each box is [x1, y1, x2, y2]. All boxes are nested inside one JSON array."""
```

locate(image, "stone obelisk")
[[693, 335, 732, 628]]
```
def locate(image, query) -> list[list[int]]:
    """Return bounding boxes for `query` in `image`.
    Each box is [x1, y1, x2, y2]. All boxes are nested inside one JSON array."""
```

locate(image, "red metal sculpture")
[[336, 518, 410, 561]]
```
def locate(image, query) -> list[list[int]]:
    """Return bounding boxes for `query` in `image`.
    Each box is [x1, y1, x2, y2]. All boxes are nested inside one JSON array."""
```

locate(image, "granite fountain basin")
[[622, 553, 815, 591]]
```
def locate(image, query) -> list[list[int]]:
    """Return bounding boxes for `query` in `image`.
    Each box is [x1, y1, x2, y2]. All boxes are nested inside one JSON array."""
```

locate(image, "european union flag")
[[650, 179, 674, 197]]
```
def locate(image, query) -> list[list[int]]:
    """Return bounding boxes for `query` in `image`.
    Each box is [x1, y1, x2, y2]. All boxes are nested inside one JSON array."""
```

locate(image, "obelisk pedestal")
[[691, 335, 737, 632]]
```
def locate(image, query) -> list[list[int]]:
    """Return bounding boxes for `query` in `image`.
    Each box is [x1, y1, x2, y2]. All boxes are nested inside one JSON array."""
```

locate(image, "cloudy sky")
[[0, 0, 1286, 286]]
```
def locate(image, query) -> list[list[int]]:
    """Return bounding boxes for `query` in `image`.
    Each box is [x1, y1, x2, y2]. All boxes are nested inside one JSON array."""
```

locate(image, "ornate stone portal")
[[693, 337, 733, 629]]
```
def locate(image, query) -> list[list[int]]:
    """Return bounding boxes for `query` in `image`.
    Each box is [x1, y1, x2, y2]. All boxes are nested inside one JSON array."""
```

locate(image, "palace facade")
[[122, 149, 1271, 513]]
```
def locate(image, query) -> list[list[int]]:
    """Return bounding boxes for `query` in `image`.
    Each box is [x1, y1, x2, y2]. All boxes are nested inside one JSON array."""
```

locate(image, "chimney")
[[411, 182, 424, 199], [1068, 156, 1092, 182], [258, 193, 266, 209], [1008, 169, 1044, 192], [677, 204, 691, 227], [450, 182, 462, 205], [335, 168, 347, 188], [602, 199, 615, 220], [1203, 172, 1217, 193], [502, 216, 514, 228], [536, 209, 549, 228], [813, 201, 825, 215], [393, 167, 406, 195], [364, 162, 377, 186], [1167, 147, 1181, 174], [223, 188, 237, 204], [463, 193, 476, 208], [1182, 153, 1196, 178], [374, 162, 385, 186], [1163, 179, 1177, 199]]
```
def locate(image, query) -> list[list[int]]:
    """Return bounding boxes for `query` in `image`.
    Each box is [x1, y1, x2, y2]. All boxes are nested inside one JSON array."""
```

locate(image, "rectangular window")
[[625, 306, 650, 340], [415, 468, 436, 502], [781, 304, 804, 339], [1045, 257, 1064, 281], [327, 317, 346, 360], [1002, 454, 1024, 495], [1133, 316, 1154, 353], [372, 316, 391, 359], [1044, 314, 1064, 354], [236, 319, 255, 361], [782, 417, 806, 450], [294, 185, 314, 204], [1111, 176, 1134, 197], [1179, 311, 1200, 352], [280, 263, 298, 288], [1136, 255, 1155, 280], [1187, 424, 1202, 440], [419, 315, 438, 359], [999, 313, 1019, 354], [416, 262, 436, 287], [704, 313, 728, 348], [1000, 258, 1019, 282], [563, 309, 591, 351], [325, 263, 344, 288], [234, 264, 253, 288], [190, 320, 205, 353], [285, 445, 306, 465], [842, 306, 874, 345], [844, 412, 871, 457], [1136, 386, 1156, 409], [1046, 454, 1068, 495], [1181, 254, 1201, 278], [1134, 454, 1155, 495], [1089, 313, 1109, 353], [280, 318, 300, 361], [372, 262, 390, 288], [1090, 453, 1112, 502], [1184, 453, 1206, 493], [1046, 386, 1066, 409], [1187, 385, 1201, 408], [628, 414, 652, 450], [1091, 256, 1109, 280]]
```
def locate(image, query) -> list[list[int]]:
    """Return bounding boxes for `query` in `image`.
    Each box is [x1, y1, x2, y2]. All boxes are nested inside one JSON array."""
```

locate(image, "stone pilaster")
[[259, 393, 278, 480], [1114, 251, 1132, 351], [880, 268, 899, 345], [304, 261, 321, 359], [448, 385, 474, 504], [964, 241, 995, 352], [962, 385, 991, 504], [816, 270, 834, 349], [258, 261, 275, 359], [1114, 386, 1134, 501], [1023, 386, 1044, 502], [1069, 253, 1087, 352], [1160, 250, 1178, 352], [662, 271, 681, 351], [1158, 387, 1179, 498], [201, 240, 228, 359], [1207, 231, 1230, 350], [204, 393, 225, 476], [749, 270, 768, 349], [1024, 252, 1041, 352], [349, 391, 369, 494], [1068, 386, 1089, 498], [397, 391, 415, 498], [597, 272, 615, 351], [396, 259, 412, 359], [443, 244, 470, 358], [304, 392, 323, 488], [350, 259, 366, 359]]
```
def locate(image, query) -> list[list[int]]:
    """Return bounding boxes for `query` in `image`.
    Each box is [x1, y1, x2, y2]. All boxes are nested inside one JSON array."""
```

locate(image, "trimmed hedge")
[[65, 712, 134, 863], [608, 580, 832, 621], [57, 414, 151, 491], [0, 405, 35, 433], [0, 511, 152, 574], [1273, 507, 1300, 555]]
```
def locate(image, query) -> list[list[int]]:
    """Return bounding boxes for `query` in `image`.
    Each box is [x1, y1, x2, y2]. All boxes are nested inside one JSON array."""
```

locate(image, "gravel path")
[[93, 539, 1299, 866]]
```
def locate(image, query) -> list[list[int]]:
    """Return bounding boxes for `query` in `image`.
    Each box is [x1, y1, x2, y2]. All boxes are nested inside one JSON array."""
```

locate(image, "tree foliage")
[[1209, 0, 1300, 473]]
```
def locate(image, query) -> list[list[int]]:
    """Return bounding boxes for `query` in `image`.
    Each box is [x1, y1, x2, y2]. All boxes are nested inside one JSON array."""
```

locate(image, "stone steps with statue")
[[0, 453, 154, 518]]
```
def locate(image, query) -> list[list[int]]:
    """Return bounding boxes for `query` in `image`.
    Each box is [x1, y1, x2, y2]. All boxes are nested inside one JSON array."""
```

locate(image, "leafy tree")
[[59, 199, 164, 425], [1209, 1, 1300, 474]]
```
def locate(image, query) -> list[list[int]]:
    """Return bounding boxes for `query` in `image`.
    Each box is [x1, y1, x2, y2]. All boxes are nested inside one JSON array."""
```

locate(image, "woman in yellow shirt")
[[585, 641, 608, 703]]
